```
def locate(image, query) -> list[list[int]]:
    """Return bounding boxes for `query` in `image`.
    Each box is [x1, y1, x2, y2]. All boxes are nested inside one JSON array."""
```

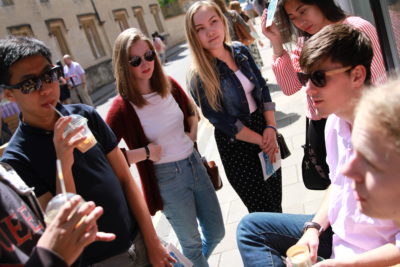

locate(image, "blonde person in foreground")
[[342, 80, 400, 266], [185, 1, 282, 213]]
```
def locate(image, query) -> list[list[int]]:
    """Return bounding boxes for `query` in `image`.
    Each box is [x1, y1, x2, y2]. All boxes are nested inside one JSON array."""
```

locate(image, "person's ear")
[[351, 65, 367, 88], [3, 89, 17, 103]]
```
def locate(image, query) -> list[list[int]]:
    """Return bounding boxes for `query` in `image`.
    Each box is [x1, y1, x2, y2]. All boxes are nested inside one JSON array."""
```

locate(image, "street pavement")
[[94, 18, 327, 267]]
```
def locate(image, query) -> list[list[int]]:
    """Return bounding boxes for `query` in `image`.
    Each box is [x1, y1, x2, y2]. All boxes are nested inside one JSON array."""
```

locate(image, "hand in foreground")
[[148, 143, 162, 162], [296, 228, 320, 264], [260, 128, 278, 163], [37, 195, 115, 265], [53, 116, 86, 169], [147, 239, 176, 267]]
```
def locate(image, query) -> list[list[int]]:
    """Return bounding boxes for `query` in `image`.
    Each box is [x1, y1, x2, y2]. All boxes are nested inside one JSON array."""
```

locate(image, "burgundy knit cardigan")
[[105, 77, 193, 215]]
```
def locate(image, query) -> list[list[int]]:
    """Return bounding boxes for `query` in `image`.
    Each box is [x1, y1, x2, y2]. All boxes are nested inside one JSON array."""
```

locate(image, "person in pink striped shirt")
[[260, 0, 387, 188]]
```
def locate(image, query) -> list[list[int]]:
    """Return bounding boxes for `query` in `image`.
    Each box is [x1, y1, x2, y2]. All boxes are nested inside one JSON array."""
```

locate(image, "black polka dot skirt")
[[214, 110, 282, 213]]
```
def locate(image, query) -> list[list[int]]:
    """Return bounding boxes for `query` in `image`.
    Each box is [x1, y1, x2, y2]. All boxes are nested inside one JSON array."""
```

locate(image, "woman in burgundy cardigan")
[[106, 28, 224, 267]]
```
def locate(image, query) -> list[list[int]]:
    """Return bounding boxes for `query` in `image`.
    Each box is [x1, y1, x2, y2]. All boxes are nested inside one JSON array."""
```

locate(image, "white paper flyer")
[[259, 150, 281, 181], [166, 243, 193, 267]]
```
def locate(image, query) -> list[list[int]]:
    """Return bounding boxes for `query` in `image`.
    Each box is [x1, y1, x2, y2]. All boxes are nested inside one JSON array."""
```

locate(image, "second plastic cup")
[[286, 244, 313, 267], [45, 192, 85, 225], [63, 114, 97, 153]]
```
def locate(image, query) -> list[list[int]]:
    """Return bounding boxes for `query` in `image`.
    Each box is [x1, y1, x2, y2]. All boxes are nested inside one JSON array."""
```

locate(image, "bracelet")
[[144, 145, 150, 160], [303, 221, 324, 235], [265, 125, 277, 132]]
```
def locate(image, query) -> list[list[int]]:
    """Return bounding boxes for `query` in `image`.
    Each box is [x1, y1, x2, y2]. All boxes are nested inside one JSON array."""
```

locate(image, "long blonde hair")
[[113, 28, 170, 107], [185, 1, 230, 111]]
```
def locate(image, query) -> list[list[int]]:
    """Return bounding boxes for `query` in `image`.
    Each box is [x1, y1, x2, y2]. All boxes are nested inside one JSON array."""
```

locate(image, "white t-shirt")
[[235, 70, 257, 113], [132, 92, 193, 164]]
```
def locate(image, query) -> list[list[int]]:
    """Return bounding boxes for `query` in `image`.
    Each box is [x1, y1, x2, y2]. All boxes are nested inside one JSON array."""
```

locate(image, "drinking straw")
[[48, 104, 64, 117], [56, 159, 68, 201]]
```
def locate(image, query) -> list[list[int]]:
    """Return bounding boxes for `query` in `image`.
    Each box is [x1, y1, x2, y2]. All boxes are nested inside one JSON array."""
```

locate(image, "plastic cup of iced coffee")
[[45, 192, 85, 225], [286, 244, 312, 267], [63, 114, 97, 153]]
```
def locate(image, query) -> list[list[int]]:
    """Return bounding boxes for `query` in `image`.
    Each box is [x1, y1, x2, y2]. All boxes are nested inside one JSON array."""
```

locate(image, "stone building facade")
[[0, 0, 186, 93]]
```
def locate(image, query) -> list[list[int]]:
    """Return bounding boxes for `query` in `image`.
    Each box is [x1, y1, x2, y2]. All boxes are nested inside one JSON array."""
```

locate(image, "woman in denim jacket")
[[185, 1, 282, 213]]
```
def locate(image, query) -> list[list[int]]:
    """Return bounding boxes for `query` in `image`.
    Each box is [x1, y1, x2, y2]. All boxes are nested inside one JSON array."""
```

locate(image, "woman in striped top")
[[260, 0, 386, 186]]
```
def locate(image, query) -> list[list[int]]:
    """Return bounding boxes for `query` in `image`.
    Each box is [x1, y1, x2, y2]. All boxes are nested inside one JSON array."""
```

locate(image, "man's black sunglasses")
[[0, 66, 62, 94], [297, 66, 353, 87], [129, 50, 156, 67]]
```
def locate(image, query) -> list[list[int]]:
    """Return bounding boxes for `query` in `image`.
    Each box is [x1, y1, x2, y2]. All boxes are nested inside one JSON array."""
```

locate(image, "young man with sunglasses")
[[0, 36, 174, 267], [237, 24, 400, 266]]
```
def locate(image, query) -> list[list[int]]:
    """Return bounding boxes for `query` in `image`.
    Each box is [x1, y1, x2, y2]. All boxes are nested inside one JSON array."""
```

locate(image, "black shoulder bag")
[[301, 118, 331, 190]]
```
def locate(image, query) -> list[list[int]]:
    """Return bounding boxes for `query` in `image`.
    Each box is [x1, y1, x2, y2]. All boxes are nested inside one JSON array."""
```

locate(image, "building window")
[[149, 4, 164, 33], [7, 24, 34, 37], [132, 7, 149, 37], [46, 19, 71, 56], [78, 15, 105, 58], [113, 9, 129, 32], [0, 0, 14, 6]]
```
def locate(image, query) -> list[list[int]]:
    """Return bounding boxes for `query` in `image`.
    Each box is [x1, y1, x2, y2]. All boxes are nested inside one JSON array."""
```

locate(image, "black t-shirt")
[[1, 104, 138, 265]]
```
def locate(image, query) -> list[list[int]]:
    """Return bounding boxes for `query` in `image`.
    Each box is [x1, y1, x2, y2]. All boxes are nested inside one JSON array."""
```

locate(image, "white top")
[[132, 92, 193, 164], [235, 70, 257, 113], [325, 114, 400, 258]]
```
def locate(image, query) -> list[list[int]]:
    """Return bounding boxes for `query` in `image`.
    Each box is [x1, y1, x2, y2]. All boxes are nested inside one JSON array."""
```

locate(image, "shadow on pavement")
[[275, 111, 301, 128], [267, 83, 282, 93]]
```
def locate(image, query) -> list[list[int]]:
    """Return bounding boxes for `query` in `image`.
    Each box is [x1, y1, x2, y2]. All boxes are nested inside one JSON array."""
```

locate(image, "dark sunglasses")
[[128, 50, 156, 67], [297, 66, 353, 87], [0, 66, 62, 94]]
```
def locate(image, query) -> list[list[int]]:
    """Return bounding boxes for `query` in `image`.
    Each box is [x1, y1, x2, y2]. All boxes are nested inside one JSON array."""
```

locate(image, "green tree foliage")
[[157, 0, 178, 7]]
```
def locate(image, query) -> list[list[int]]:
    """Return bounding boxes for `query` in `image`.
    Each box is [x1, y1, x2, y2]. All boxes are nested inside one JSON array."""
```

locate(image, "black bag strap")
[[305, 117, 310, 146]]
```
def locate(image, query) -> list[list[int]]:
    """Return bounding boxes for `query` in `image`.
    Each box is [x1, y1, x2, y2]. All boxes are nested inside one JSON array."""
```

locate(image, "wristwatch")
[[303, 222, 324, 234]]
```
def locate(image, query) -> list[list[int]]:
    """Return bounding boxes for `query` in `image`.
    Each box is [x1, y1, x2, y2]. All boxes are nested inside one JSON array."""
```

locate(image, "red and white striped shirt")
[[272, 16, 387, 120]]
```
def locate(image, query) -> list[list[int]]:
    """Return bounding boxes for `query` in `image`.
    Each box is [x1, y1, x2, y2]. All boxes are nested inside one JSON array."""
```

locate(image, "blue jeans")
[[236, 213, 333, 267], [154, 150, 225, 267]]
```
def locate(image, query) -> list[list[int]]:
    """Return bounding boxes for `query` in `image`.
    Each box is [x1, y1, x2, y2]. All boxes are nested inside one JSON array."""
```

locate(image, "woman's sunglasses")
[[297, 66, 353, 87], [129, 50, 156, 67], [0, 66, 62, 94]]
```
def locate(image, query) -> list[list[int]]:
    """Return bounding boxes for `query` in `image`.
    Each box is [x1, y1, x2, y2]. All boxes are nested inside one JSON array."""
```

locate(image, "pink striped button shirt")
[[272, 16, 387, 120]]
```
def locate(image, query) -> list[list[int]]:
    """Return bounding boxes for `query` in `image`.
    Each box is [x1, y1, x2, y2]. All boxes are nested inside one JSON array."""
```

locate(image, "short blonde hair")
[[185, 1, 230, 111], [112, 28, 170, 107], [355, 80, 400, 152]]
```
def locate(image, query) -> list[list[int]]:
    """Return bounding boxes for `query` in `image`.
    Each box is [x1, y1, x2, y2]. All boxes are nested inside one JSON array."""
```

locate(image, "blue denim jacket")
[[190, 42, 275, 139]]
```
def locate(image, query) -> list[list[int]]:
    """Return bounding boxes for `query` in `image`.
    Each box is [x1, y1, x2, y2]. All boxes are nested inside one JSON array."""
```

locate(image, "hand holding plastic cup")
[[286, 245, 313, 267], [49, 105, 97, 153], [62, 114, 97, 153]]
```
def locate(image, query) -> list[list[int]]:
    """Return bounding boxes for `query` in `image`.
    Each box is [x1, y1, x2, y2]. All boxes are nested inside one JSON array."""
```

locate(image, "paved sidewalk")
[[152, 19, 327, 267]]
